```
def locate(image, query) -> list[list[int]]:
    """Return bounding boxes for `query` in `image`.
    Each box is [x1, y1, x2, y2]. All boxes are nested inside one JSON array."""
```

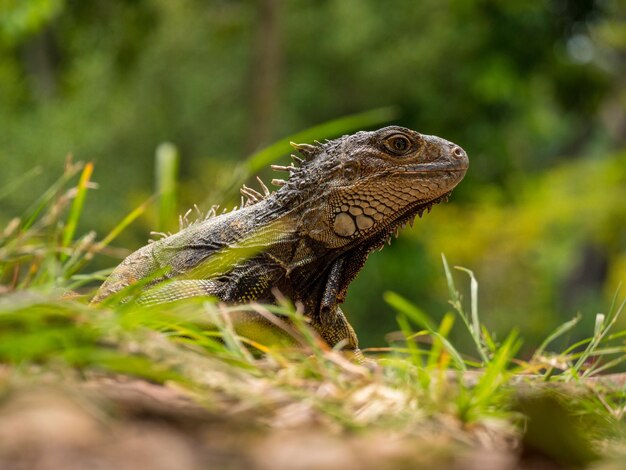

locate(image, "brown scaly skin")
[[92, 126, 468, 350]]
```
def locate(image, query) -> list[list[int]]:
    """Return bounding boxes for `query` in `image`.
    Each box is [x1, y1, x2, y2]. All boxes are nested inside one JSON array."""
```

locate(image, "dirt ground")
[[2, 370, 590, 470]]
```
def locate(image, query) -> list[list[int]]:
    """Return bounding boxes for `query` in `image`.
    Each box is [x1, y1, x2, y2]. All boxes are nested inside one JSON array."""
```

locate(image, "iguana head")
[[273, 126, 468, 250]]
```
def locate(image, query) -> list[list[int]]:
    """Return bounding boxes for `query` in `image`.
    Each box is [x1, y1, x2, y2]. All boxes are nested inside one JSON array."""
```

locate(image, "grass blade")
[[385, 291, 466, 371], [441, 254, 489, 364], [384, 291, 436, 331], [97, 195, 154, 250], [155, 142, 179, 232], [61, 162, 94, 260], [533, 314, 581, 360], [21, 161, 82, 230], [455, 266, 479, 339]]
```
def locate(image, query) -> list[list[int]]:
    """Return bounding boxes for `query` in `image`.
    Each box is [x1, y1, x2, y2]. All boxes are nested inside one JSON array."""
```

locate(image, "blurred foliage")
[[0, 0, 625, 347]]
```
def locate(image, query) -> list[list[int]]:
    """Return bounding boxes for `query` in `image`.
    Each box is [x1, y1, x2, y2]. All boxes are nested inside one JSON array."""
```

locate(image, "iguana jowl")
[[93, 126, 468, 349]]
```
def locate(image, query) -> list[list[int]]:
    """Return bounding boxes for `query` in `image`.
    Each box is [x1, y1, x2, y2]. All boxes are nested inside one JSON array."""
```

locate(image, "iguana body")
[[93, 126, 468, 349]]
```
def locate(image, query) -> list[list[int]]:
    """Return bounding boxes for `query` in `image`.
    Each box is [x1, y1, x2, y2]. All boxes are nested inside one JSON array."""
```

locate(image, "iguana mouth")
[[403, 167, 469, 173]]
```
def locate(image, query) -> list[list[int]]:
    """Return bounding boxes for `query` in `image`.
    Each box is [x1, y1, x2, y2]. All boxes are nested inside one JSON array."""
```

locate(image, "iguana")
[[92, 126, 468, 350]]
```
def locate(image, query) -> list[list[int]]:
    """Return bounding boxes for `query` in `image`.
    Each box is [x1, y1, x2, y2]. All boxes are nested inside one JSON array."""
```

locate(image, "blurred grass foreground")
[[1, 0, 626, 468]]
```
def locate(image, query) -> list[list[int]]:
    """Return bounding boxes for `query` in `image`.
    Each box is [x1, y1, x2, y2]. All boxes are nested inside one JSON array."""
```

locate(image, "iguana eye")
[[385, 135, 411, 155]]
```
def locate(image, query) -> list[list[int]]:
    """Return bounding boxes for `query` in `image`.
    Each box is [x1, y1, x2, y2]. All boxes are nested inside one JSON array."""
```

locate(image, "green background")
[[1, 0, 624, 350]]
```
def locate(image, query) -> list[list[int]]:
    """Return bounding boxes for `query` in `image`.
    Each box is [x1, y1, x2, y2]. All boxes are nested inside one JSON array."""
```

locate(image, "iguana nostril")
[[452, 146, 465, 158]]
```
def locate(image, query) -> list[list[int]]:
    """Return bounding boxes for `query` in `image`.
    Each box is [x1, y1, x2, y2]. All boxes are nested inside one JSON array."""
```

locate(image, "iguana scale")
[[92, 126, 468, 350]]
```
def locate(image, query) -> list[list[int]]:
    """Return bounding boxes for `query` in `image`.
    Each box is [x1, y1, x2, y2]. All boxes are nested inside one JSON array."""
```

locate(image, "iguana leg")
[[320, 256, 345, 314], [319, 246, 373, 320], [315, 252, 367, 351], [312, 306, 359, 350]]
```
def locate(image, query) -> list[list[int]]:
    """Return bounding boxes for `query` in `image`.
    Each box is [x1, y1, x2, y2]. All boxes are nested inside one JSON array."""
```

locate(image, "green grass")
[[2, 131, 626, 468]]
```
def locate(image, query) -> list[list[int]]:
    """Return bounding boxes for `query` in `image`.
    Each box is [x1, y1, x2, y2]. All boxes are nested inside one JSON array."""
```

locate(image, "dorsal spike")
[[150, 231, 170, 240], [271, 164, 293, 173], [178, 208, 194, 230], [181, 208, 193, 228], [291, 154, 304, 164], [271, 178, 287, 187], [206, 205, 218, 220], [289, 142, 319, 159], [246, 184, 264, 198], [256, 176, 270, 197], [240, 185, 263, 203]]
